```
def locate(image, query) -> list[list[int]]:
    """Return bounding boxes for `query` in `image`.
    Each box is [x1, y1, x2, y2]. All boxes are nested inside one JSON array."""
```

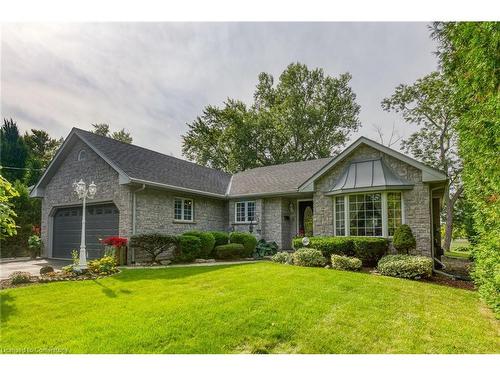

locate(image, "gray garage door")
[[52, 203, 119, 259]]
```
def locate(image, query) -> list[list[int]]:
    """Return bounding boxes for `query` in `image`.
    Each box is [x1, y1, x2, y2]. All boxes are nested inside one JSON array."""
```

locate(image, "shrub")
[[392, 224, 416, 254], [209, 231, 230, 247], [39, 265, 54, 275], [9, 271, 31, 285], [229, 232, 257, 256], [129, 233, 179, 264], [88, 256, 117, 275], [176, 235, 202, 263], [183, 231, 215, 258], [214, 243, 246, 259], [331, 255, 362, 271], [377, 255, 433, 280], [27, 234, 42, 258], [292, 248, 326, 267], [271, 251, 291, 264], [292, 236, 354, 258], [352, 237, 388, 266], [62, 265, 74, 273], [254, 239, 279, 258]]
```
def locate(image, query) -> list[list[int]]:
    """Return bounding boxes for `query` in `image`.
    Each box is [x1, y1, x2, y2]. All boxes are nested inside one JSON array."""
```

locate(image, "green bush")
[[292, 236, 354, 258], [183, 231, 215, 258], [377, 255, 433, 280], [392, 224, 416, 254], [271, 251, 291, 264], [292, 248, 326, 267], [129, 233, 179, 264], [331, 255, 362, 271], [214, 243, 247, 259], [254, 239, 278, 258], [470, 235, 499, 314], [39, 265, 54, 275], [229, 232, 257, 255], [9, 271, 31, 285], [88, 256, 117, 275], [176, 235, 203, 263], [352, 237, 388, 266], [209, 231, 230, 247]]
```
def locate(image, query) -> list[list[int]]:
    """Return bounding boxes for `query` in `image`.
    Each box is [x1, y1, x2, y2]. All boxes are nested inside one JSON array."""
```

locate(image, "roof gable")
[[298, 137, 447, 192]]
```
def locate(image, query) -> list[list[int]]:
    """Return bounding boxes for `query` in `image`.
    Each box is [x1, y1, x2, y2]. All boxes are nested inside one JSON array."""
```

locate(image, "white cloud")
[[1, 22, 438, 157]]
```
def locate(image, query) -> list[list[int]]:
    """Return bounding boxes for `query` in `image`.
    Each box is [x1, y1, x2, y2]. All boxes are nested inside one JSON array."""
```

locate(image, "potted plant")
[[101, 236, 128, 265], [27, 234, 42, 259]]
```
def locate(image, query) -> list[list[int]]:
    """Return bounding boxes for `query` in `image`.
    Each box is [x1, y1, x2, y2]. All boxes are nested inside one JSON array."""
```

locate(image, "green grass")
[[445, 251, 471, 259], [1, 263, 498, 353]]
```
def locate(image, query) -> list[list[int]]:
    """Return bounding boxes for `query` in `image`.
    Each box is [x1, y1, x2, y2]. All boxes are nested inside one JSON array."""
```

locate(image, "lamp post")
[[73, 179, 97, 270]]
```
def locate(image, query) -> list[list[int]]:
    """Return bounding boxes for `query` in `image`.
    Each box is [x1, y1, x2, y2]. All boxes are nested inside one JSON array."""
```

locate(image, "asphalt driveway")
[[0, 258, 71, 280]]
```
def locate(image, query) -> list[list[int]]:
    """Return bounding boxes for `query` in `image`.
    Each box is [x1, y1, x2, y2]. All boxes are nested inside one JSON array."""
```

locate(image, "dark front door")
[[298, 200, 313, 237], [52, 203, 119, 259]]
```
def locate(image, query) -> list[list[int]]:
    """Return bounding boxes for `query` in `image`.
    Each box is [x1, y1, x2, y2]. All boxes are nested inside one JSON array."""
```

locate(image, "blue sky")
[[1, 22, 438, 158]]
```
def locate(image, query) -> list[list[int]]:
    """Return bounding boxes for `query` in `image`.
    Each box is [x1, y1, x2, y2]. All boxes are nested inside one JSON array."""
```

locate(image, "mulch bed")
[[423, 274, 475, 290]]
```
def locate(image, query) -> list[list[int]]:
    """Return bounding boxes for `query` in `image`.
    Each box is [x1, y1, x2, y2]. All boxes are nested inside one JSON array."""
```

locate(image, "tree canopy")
[[182, 63, 361, 173], [91, 123, 133, 144], [382, 71, 462, 251], [0, 118, 28, 182]]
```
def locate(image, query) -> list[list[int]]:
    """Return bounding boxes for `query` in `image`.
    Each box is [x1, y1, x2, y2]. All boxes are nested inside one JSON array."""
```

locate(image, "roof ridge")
[[73, 128, 231, 177], [234, 156, 335, 175]]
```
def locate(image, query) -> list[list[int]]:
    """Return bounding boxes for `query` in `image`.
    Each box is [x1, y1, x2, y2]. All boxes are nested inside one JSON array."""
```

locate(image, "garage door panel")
[[52, 203, 119, 259]]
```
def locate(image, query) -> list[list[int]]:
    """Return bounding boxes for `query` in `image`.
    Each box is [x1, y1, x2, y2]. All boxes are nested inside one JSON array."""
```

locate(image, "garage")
[[52, 203, 119, 259]]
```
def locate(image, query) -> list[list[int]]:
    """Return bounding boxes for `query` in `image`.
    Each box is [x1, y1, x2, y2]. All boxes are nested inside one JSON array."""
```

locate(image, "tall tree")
[[0, 119, 29, 182], [382, 72, 462, 252], [0, 175, 19, 240], [182, 63, 361, 173], [23, 129, 63, 186], [91, 123, 133, 144], [431, 22, 499, 315]]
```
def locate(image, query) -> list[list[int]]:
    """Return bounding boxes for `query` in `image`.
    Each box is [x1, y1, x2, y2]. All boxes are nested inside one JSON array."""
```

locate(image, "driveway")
[[0, 258, 71, 280]]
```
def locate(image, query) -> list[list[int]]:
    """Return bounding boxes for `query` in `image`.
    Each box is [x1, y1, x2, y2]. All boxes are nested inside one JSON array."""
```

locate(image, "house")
[[30, 128, 447, 263]]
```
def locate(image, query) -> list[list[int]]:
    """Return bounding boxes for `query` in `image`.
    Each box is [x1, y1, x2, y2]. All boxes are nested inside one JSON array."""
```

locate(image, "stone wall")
[[40, 138, 132, 258], [135, 188, 228, 235], [313, 143, 432, 256]]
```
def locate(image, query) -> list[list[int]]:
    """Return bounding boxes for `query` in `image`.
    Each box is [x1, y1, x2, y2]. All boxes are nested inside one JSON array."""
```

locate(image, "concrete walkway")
[[0, 258, 71, 280]]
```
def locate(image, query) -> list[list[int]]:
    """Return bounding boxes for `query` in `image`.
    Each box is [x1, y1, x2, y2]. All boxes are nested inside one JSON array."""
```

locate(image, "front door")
[[298, 200, 313, 237]]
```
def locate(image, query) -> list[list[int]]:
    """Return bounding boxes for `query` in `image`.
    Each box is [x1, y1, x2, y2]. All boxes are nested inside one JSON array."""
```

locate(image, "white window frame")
[[333, 191, 405, 238], [174, 197, 194, 222], [234, 201, 256, 223]]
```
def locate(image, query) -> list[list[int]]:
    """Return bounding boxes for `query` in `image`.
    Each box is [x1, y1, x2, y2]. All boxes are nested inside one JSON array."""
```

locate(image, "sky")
[[1, 22, 439, 158]]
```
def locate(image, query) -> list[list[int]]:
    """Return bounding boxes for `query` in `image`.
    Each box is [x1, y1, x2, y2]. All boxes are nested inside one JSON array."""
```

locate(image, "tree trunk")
[[443, 186, 464, 252]]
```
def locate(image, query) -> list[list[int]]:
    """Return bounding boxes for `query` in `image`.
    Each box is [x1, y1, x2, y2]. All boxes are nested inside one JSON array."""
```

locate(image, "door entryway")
[[297, 200, 313, 237]]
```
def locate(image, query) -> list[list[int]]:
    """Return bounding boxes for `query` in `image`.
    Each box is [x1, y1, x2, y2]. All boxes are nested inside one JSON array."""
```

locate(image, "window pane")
[[348, 193, 382, 237], [247, 201, 256, 222], [236, 202, 245, 222], [387, 192, 402, 236], [335, 197, 345, 236], [183, 199, 193, 221], [174, 199, 182, 220]]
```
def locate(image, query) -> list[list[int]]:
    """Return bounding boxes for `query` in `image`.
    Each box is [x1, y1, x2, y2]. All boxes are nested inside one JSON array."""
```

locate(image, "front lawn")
[[0, 263, 498, 353]]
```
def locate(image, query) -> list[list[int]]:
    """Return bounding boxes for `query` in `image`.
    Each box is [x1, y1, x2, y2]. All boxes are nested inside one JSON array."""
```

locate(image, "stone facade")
[[40, 139, 132, 258], [40, 139, 437, 261], [313, 143, 432, 256]]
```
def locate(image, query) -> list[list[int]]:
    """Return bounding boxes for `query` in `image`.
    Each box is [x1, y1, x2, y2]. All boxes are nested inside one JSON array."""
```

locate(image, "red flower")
[[102, 236, 128, 247]]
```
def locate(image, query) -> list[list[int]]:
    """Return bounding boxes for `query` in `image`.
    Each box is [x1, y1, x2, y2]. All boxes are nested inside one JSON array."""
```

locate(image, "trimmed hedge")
[[377, 255, 433, 280], [229, 232, 257, 256], [271, 251, 291, 264], [392, 224, 416, 254], [292, 248, 326, 267], [214, 243, 247, 259], [177, 235, 202, 263], [209, 231, 230, 247], [352, 237, 388, 266], [331, 255, 362, 271], [9, 271, 31, 285], [292, 236, 388, 266], [183, 231, 215, 258], [130, 233, 179, 264]]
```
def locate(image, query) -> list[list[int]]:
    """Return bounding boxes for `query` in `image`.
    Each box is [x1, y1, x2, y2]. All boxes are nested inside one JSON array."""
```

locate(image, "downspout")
[[430, 185, 470, 281], [131, 184, 146, 264]]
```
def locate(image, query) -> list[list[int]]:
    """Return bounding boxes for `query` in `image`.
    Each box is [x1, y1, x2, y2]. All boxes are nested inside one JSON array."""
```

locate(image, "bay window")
[[334, 192, 403, 237], [235, 201, 256, 223]]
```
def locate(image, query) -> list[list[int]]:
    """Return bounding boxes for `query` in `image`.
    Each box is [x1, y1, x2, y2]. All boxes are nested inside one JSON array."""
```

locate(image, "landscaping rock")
[[160, 260, 172, 265], [324, 265, 331, 269]]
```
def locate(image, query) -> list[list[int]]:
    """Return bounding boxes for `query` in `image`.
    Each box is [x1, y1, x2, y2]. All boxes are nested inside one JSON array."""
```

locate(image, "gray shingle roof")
[[326, 159, 414, 195], [75, 129, 232, 196], [228, 157, 334, 196]]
